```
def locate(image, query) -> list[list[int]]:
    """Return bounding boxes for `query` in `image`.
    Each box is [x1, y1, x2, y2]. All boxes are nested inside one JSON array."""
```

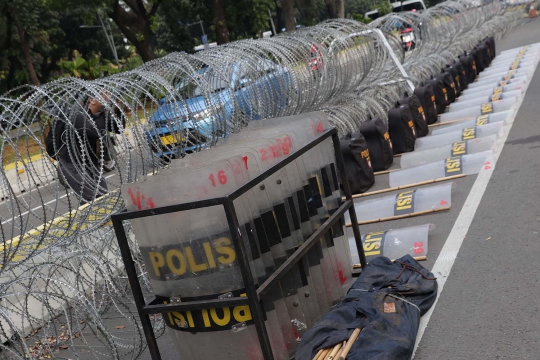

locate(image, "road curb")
[[3, 153, 46, 172]]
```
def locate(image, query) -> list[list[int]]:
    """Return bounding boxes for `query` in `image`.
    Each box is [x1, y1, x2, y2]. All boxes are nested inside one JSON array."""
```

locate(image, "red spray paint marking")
[[484, 161, 492, 170], [292, 326, 300, 341], [242, 156, 249, 169], [337, 261, 346, 284], [440, 200, 448, 205], [127, 187, 156, 210], [339, 270, 346, 285]]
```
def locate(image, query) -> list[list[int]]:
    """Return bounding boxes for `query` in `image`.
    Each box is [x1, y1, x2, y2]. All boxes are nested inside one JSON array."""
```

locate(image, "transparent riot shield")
[[123, 112, 337, 353], [348, 224, 433, 265], [457, 87, 523, 103], [343, 182, 453, 225], [497, 46, 539, 58], [389, 151, 494, 187], [481, 57, 536, 71], [499, 44, 539, 55], [246, 113, 353, 294], [491, 51, 539, 64], [473, 73, 531, 86], [490, 56, 539, 69], [431, 111, 512, 136], [471, 73, 530, 88], [121, 160, 271, 359], [194, 141, 320, 352], [465, 78, 528, 92], [172, 112, 346, 348], [478, 67, 534, 83], [448, 91, 522, 112], [206, 120, 337, 318], [162, 151, 296, 358], [418, 122, 503, 150], [481, 62, 536, 77], [440, 100, 516, 123], [400, 135, 496, 168]]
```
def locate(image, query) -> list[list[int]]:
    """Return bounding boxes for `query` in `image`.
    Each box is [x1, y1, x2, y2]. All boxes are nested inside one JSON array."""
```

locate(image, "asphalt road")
[[0, 149, 157, 241], [0, 168, 116, 241]]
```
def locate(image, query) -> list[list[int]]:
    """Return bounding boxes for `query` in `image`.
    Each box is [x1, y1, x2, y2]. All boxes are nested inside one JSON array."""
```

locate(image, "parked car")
[[145, 59, 291, 158]]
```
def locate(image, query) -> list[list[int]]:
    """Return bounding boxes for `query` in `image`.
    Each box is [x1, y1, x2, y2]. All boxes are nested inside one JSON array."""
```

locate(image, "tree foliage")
[[345, 0, 373, 18], [375, 1, 393, 16], [0, 0, 418, 94], [58, 51, 119, 79]]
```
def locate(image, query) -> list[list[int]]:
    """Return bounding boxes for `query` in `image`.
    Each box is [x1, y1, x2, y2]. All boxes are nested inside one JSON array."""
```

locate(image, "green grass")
[[2, 135, 43, 165]]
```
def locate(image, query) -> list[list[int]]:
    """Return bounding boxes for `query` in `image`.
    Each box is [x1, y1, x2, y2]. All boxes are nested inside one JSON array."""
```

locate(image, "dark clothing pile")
[[296, 255, 438, 360]]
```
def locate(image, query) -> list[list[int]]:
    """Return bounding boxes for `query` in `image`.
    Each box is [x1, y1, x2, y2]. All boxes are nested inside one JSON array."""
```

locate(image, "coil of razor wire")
[[0, 1, 528, 358]]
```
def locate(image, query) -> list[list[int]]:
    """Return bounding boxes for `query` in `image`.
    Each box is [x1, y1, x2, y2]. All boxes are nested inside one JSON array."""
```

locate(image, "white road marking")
[[413, 47, 536, 357], [0, 174, 116, 225]]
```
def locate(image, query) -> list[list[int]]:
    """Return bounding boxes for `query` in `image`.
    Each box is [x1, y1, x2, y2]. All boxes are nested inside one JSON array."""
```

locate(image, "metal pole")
[[222, 200, 274, 360], [373, 28, 415, 91], [97, 12, 120, 67], [199, 20, 206, 36], [268, 9, 277, 35], [107, 21, 120, 68], [111, 216, 162, 360]]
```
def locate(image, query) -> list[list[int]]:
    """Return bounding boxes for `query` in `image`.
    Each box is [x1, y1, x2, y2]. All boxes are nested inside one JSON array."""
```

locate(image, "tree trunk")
[[110, 0, 157, 62], [335, 0, 345, 18], [274, 0, 285, 33], [40, 54, 59, 84], [136, 30, 155, 62], [19, 29, 40, 85], [294, 0, 307, 23], [212, 0, 230, 44], [1, 9, 16, 93], [8, 7, 40, 86], [324, 0, 337, 18], [282, 0, 295, 32]]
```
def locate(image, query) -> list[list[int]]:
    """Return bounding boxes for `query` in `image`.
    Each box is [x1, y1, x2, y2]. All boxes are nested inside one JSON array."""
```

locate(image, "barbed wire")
[[0, 1, 528, 358]]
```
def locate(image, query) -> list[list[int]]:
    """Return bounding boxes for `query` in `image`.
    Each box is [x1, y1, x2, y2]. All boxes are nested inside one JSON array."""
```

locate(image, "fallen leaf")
[[486, 237, 492, 241], [115, 325, 126, 330], [59, 345, 68, 350]]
